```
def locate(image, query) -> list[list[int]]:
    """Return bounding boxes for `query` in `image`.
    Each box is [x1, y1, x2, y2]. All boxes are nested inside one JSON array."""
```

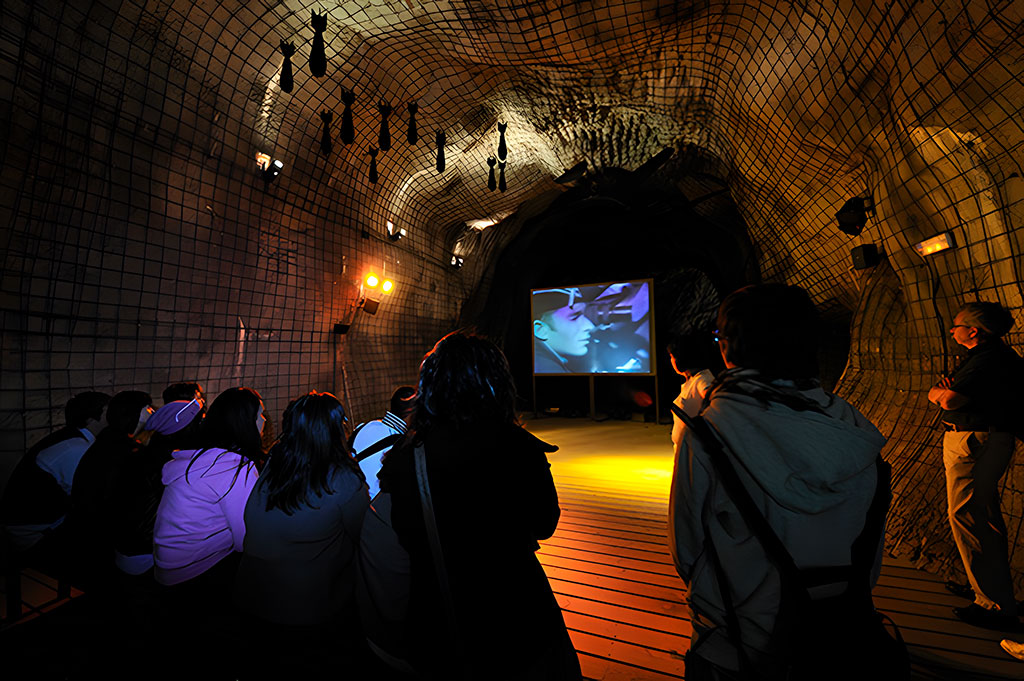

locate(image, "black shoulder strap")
[[672, 403, 803, 577], [672, 402, 887, 588], [414, 445, 472, 680], [353, 433, 403, 462]]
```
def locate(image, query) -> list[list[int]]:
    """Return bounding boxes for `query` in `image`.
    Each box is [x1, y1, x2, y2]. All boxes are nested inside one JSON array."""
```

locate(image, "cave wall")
[[2, 0, 1023, 587]]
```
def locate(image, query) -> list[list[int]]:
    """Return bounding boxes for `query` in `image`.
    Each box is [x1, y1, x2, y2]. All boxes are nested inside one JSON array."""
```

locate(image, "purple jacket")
[[153, 447, 258, 585]]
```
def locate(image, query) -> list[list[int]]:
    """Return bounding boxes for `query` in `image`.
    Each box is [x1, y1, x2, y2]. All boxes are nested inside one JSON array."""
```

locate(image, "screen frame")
[[530, 277, 657, 377]]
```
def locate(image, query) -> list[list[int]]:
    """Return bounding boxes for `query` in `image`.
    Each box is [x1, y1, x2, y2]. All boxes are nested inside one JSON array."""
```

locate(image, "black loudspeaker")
[[333, 322, 350, 335], [851, 244, 880, 270], [362, 298, 380, 315]]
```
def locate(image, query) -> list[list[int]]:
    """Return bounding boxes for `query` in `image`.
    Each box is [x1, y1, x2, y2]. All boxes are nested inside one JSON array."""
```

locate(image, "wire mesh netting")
[[1, 0, 1023, 590]]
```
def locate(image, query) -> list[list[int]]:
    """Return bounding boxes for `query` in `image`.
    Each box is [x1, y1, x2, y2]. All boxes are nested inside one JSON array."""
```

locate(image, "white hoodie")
[[669, 381, 887, 673]]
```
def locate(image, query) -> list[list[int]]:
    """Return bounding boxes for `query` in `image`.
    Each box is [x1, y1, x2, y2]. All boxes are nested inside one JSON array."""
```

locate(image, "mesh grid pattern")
[[2, 0, 1024, 588]]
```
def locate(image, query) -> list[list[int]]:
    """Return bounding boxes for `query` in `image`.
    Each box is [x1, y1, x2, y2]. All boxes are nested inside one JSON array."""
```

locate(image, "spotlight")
[[381, 279, 394, 294], [450, 255, 464, 269], [386, 220, 406, 242], [835, 196, 872, 237], [261, 159, 284, 184], [362, 298, 380, 315], [914, 231, 957, 256], [365, 273, 380, 288]]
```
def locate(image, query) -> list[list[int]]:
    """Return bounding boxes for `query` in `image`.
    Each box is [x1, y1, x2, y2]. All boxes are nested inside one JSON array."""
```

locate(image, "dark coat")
[[379, 421, 581, 680]]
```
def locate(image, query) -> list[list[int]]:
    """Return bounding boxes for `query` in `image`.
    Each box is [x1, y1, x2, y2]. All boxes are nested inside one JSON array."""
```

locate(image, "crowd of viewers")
[[1, 284, 1022, 679], [1, 333, 578, 679]]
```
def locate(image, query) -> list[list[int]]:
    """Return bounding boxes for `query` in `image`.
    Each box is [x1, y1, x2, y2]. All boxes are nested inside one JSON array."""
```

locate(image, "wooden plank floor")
[[527, 417, 1024, 681]]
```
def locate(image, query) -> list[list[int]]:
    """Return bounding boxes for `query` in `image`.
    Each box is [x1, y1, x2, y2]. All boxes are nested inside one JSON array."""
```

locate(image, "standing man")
[[669, 284, 889, 679], [351, 386, 416, 499], [928, 301, 1021, 628]]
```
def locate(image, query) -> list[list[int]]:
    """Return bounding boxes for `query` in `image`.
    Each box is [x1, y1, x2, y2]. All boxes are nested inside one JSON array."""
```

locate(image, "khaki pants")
[[943, 430, 1016, 611]]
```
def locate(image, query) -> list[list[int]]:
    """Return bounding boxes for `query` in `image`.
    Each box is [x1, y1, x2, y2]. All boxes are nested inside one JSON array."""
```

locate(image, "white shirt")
[[35, 428, 95, 494], [671, 369, 715, 446], [352, 411, 407, 499]]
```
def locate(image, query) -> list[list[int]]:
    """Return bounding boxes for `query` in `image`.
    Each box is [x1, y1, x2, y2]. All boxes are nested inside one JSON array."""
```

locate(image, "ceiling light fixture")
[[261, 158, 284, 184], [386, 220, 406, 241]]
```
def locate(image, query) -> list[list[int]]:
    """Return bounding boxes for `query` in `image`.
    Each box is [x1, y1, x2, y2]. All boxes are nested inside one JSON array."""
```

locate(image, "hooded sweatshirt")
[[669, 375, 887, 673], [153, 447, 258, 585]]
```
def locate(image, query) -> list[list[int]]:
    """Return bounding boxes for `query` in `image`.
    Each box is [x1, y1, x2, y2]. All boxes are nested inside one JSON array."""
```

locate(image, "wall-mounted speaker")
[[851, 244, 880, 270]]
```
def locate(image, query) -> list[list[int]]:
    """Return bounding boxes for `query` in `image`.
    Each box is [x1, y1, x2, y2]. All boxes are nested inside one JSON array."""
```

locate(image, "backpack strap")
[[671, 402, 889, 672]]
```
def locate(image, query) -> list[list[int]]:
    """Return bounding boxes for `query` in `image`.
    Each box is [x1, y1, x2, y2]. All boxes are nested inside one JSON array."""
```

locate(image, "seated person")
[[0, 391, 110, 551], [162, 381, 205, 406], [146, 395, 205, 465], [532, 287, 594, 373], [69, 391, 154, 586], [153, 387, 264, 592], [351, 385, 415, 498], [234, 392, 369, 675]]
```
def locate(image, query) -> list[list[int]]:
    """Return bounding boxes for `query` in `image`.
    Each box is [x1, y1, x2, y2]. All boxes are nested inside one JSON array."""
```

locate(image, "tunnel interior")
[[2, 0, 1024, 612]]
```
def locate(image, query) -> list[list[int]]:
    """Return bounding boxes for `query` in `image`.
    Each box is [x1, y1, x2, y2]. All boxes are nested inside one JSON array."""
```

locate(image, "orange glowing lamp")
[[382, 279, 394, 294], [913, 232, 956, 257], [365, 273, 380, 288]]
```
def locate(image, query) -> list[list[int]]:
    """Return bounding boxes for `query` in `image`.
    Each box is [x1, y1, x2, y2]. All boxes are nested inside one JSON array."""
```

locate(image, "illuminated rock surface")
[[1, 1, 1022, 590]]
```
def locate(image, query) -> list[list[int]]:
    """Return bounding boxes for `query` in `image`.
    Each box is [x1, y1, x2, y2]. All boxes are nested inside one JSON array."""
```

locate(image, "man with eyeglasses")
[[928, 301, 1022, 630]]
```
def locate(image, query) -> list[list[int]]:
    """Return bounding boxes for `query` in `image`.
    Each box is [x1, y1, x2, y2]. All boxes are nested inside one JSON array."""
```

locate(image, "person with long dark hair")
[[233, 391, 370, 673], [153, 386, 264, 589], [378, 331, 581, 679]]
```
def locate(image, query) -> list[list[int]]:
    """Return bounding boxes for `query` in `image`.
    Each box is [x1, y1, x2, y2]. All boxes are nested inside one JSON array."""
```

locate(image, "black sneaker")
[[953, 604, 1020, 631], [945, 580, 975, 600]]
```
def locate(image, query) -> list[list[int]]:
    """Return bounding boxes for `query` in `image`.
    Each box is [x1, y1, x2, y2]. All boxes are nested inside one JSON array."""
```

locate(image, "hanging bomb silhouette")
[[407, 102, 418, 145], [487, 157, 496, 191], [310, 11, 327, 78], [435, 130, 446, 173], [368, 148, 378, 184], [498, 160, 507, 192], [497, 122, 508, 161], [378, 101, 392, 152], [319, 110, 333, 156], [340, 89, 355, 144], [279, 41, 295, 93]]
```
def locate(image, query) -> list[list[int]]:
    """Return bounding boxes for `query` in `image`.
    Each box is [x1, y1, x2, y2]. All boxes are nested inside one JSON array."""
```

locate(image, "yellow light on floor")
[[365, 273, 379, 288], [914, 231, 956, 256], [382, 279, 394, 293]]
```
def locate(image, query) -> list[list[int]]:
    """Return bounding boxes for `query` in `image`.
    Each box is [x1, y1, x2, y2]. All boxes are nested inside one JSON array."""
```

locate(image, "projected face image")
[[532, 281, 652, 374], [539, 304, 595, 357]]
